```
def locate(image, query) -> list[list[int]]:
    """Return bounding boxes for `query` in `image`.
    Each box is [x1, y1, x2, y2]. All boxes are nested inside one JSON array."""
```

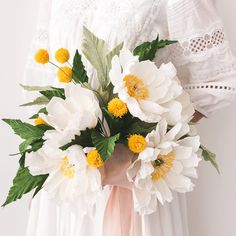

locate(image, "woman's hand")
[[100, 144, 135, 190]]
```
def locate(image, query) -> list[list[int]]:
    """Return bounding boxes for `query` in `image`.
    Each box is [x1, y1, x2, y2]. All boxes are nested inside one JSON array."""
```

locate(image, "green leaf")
[[91, 131, 120, 161], [40, 88, 65, 100], [200, 145, 220, 174], [133, 35, 177, 61], [19, 137, 39, 153], [106, 42, 124, 72], [20, 84, 52, 92], [3, 119, 44, 140], [29, 107, 48, 119], [72, 50, 89, 83], [127, 120, 156, 136], [60, 129, 93, 150], [2, 167, 48, 207], [26, 139, 45, 153], [20, 96, 49, 107], [19, 154, 26, 168], [82, 27, 109, 88]]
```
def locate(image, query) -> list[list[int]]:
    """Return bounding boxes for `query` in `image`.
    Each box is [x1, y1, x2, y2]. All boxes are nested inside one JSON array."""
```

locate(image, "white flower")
[[25, 143, 102, 211], [164, 91, 195, 126], [109, 49, 185, 123], [41, 84, 101, 146], [127, 119, 201, 214]]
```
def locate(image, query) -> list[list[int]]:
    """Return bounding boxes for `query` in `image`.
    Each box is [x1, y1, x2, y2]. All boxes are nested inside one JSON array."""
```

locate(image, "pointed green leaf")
[[20, 96, 49, 107], [72, 50, 89, 83], [91, 131, 120, 161], [2, 167, 48, 207], [106, 42, 124, 71], [200, 145, 220, 174], [82, 27, 109, 88], [19, 137, 39, 153], [60, 129, 93, 151], [29, 107, 48, 119], [133, 35, 177, 61], [40, 88, 65, 100], [128, 120, 157, 136], [3, 119, 44, 140], [20, 84, 52, 92]]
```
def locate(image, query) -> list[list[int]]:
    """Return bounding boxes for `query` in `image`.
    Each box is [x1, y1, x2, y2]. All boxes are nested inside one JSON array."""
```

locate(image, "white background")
[[0, 0, 236, 235]]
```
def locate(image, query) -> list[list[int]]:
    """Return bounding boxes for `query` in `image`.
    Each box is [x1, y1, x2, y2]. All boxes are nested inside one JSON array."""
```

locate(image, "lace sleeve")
[[23, 0, 55, 88], [166, 0, 236, 117]]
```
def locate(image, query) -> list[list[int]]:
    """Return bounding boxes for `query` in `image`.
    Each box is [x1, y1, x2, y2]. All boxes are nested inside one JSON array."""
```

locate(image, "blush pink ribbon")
[[101, 144, 141, 236]]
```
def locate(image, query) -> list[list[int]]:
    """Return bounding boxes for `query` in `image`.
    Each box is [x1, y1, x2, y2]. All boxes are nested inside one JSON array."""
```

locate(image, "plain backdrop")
[[0, 0, 236, 235]]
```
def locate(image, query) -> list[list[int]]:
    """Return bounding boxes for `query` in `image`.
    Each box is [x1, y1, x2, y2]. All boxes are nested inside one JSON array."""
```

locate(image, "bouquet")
[[2, 27, 219, 215]]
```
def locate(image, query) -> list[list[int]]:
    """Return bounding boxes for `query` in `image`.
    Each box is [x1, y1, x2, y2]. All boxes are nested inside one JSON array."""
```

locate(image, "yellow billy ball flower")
[[34, 49, 49, 64], [55, 48, 70, 63], [34, 116, 48, 126], [128, 134, 147, 153], [87, 150, 104, 168], [107, 98, 128, 118], [57, 66, 73, 83]]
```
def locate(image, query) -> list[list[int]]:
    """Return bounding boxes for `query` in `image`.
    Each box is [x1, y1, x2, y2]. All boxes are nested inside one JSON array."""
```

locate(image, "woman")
[[25, 0, 236, 235]]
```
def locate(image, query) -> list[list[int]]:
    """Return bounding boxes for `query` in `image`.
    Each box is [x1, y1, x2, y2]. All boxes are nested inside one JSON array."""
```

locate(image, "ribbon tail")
[[103, 186, 136, 236]]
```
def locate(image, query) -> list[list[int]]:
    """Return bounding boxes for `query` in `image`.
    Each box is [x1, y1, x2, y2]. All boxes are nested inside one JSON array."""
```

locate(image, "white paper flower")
[[109, 49, 185, 123], [41, 84, 101, 146], [25, 143, 102, 211], [127, 119, 201, 214], [164, 91, 195, 126]]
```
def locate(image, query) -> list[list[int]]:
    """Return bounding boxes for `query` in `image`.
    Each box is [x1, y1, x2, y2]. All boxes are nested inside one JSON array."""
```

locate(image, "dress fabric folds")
[[24, 0, 236, 235]]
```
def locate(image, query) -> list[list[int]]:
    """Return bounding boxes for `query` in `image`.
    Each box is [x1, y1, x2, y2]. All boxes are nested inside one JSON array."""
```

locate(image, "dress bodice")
[[49, 0, 168, 53]]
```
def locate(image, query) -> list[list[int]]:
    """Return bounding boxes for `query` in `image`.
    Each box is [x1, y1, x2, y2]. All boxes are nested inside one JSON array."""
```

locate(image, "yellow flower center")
[[55, 48, 70, 63], [34, 116, 48, 126], [123, 74, 148, 100], [87, 150, 104, 168], [108, 98, 128, 118], [151, 152, 175, 181], [128, 134, 147, 153], [57, 66, 73, 83], [60, 156, 75, 178]]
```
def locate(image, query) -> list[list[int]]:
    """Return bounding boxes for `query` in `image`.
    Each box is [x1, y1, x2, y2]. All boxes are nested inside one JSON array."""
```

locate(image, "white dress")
[[24, 0, 236, 235]]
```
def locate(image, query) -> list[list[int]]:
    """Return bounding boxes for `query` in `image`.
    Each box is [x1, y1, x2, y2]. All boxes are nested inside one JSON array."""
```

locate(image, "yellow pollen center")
[[60, 156, 75, 179], [123, 74, 148, 100], [151, 152, 175, 181]]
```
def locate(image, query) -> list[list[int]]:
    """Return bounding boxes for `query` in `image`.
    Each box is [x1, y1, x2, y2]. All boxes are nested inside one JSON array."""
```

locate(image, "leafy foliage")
[[2, 167, 48, 207], [29, 107, 48, 119], [127, 120, 157, 136], [82, 27, 124, 90], [20, 96, 49, 107], [19, 137, 39, 154], [3, 119, 45, 140], [91, 131, 120, 161], [40, 88, 65, 100], [20, 84, 52, 91], [106, 42, 124, 73], [60, 129, 93, 150], [72, 50, 89, 83], [82, 27, 109, 88], [133, 35, 177, 61], [200, 145, 220, 174]]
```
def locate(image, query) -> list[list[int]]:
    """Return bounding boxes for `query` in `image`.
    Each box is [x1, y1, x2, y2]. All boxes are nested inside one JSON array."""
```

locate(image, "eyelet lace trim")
[[170, 27, 228, 65], [180, 28, 225, 56], [184, 84, 236, 92]]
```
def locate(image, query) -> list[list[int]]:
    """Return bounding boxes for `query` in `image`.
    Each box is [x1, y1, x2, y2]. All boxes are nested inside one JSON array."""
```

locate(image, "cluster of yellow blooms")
[[34, 48, 72, 83]]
